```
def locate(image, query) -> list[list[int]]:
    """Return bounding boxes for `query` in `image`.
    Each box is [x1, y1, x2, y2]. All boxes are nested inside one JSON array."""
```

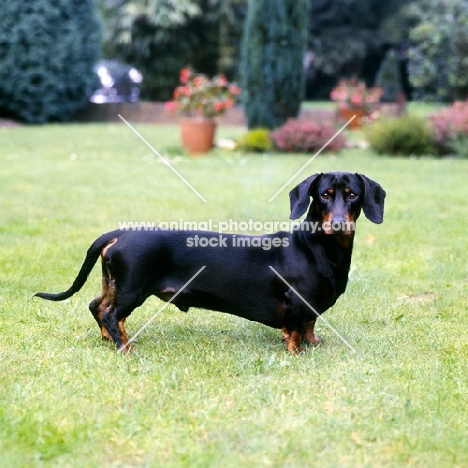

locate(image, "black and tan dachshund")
[[35, 172, 385, 353]]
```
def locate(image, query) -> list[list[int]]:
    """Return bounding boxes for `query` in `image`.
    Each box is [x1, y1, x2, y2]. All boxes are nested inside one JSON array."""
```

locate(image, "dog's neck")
[[295, 218, 355, 266]]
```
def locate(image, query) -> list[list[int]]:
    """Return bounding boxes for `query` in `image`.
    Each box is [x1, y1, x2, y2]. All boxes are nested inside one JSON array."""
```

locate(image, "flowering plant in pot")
[[165, 67, 241, 119], [330, 79, 383, 128], [165, 68, 241, 154]]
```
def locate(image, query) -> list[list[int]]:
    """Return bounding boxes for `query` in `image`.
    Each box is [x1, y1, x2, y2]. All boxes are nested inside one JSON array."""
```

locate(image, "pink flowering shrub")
[[270, 119, 347, 153], [429, 101, 468, 154]]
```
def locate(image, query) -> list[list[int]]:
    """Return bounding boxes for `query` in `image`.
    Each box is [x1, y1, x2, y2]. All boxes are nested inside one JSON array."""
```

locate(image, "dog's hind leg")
[[89, 295, 112, 341], [87, 240, 119, 343], [99, 284, 147, 353], [101, 302, 139, 353], [88, 264, 118, 342]]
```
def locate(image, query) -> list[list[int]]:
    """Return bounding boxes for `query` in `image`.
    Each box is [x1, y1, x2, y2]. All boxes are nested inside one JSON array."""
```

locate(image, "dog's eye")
[[321, 193, 330, 201], [349, 192, 358, 200]]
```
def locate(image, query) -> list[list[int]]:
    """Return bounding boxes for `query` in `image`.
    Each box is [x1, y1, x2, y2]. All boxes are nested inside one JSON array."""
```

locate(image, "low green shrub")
[[451, 135, 468, 158], [237, 128, 273, 152], [367, 114, 435, 156]]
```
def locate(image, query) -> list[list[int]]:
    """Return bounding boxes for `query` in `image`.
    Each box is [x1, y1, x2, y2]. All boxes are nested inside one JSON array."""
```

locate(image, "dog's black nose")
[[331, 217, 346, 227]]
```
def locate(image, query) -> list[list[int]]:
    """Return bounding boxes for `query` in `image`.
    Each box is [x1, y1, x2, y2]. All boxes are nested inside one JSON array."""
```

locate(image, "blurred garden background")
[[1, 1, 468, 467], [2, 0, 468, 155]]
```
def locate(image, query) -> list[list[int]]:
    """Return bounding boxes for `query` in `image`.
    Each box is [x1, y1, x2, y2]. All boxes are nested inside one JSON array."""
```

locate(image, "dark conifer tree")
[[0, 0, 101, 123], [375, 49, 404, 102], [240, 0, 308, 129]]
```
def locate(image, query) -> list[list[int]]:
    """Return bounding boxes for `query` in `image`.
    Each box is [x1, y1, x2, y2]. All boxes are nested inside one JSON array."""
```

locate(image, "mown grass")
[[0, 122, 467, 467]]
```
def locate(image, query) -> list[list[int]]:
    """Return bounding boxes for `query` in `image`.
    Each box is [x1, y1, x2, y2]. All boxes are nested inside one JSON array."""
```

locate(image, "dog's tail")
[[34, 231, 121, 301]]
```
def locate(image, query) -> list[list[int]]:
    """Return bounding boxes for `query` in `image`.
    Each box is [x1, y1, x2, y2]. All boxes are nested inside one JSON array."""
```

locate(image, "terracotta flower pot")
[[338, 107, 367, 130], [180, 118, 217, 154]]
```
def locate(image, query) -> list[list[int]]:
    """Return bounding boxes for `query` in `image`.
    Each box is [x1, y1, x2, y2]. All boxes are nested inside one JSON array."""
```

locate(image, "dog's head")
[[289, 172, 386, 237]]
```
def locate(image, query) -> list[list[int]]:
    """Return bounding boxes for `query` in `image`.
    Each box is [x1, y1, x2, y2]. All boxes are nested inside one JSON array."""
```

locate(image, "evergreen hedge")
[[0, 0, 101, 123], [240, 0, 308, 129]]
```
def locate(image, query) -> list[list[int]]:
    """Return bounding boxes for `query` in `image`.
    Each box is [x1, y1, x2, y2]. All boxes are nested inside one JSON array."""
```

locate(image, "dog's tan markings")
[[322, 211, 333, 234], [281, 326, 291, 342], [97, 245, 134, 352], [101, 237, 118, 258], [322, 212, 332, 223], [89, 249, 118, 342], [89, 294, 112, 340], [282, 328, 304, 354], [287, 331, 304, 354], [97, 278, 116, 341], [118, 317, 134, 353], [101, 325, 112, 341], [345, 212, 355, 223], [332, 210, 356, 248], [305, 320, 323, 345], [344, 211, 356, 231]]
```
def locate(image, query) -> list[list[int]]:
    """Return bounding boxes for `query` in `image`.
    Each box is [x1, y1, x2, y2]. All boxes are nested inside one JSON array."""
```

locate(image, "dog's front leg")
[[281, 291, 309, 354], [305, 319, 323, 345], [282, 327, 304, 354]]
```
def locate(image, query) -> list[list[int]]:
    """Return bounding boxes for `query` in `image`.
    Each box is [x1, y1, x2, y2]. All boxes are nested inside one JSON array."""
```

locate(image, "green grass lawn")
[[0, 123, 467, 467]]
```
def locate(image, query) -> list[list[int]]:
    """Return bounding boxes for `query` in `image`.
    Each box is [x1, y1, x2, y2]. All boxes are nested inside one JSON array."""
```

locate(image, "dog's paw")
[[287, 344, 306, 354], [305, 334, 323, 346], [118, 343, 135, 354]]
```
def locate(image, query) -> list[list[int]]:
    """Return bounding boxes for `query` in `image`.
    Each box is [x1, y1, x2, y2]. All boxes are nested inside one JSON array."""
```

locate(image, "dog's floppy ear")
[[356, 174, 386, 224], [289, 174, 320, 220]]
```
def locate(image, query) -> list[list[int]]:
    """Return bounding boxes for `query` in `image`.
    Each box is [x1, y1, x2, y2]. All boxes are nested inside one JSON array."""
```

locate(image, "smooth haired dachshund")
[[35, 172, 386, 353]]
